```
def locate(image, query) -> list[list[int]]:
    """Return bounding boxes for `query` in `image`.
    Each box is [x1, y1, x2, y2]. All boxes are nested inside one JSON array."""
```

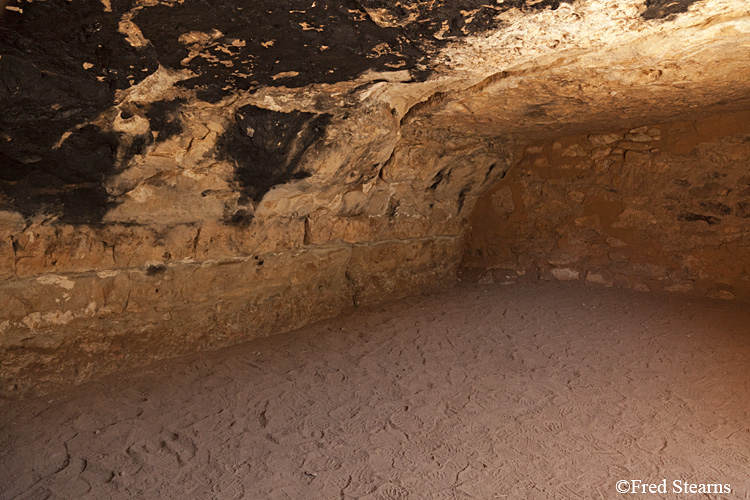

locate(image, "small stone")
[[624, 132, 652, 142], [551, 268, 580, 281], [586, 272, 613, 287], [617, 141, 651, 151], [568, 190, 585, 203], [707, 289, 735, 300], [590, 147, 610, 160], [594, 158, 614, 171], [562, 144, 587, 157], [477, 273, 494, 285], [605, 237, 627, 248], [588, 133, 621, 146], [491, 187, 515, 216], [629, 126, 649, 134], [647, 127, 661, 137]]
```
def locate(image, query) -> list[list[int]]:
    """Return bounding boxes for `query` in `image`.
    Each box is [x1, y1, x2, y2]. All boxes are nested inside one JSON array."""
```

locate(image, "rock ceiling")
[[1, 0, 749, 225]]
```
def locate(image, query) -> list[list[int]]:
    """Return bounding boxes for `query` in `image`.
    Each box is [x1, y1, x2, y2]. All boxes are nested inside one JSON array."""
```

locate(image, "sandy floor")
[[1, 282, 748, 499]]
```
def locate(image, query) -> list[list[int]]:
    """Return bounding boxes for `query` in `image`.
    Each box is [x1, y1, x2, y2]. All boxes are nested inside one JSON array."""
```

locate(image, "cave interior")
[[1, 0, 750, 497]]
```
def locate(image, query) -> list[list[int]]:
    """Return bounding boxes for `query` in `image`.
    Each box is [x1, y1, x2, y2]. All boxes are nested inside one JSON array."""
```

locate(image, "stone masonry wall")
[[464, 110, 750, 301]]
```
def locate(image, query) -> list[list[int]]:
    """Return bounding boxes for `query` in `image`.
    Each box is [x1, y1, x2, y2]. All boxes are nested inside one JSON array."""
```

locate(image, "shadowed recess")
[[0, 126, 119, 224], [145, 98, 186, 143], [217, 105, 331, 204]]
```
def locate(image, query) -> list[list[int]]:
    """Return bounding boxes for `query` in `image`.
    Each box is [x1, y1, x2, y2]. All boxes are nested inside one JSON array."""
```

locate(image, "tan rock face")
[[1, 0, 750, 396], [464, 111, 750, 301]]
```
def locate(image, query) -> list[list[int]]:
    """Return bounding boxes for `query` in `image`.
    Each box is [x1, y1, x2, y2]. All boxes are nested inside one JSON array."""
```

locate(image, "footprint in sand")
[[373, 482, 410, 499], [211, 477, 245, 500], [343, 462, 377, 497], [124, 429, 198, 471], [389, 409, 423, 435]]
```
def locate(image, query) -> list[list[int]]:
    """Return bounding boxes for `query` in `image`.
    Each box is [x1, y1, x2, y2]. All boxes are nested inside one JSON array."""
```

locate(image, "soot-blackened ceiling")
[[0, 0, 703, 224], [642, 0, 702, 20]]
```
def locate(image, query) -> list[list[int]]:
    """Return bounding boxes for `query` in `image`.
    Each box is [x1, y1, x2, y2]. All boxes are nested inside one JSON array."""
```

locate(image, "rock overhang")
[[2, 0, 747, 225]]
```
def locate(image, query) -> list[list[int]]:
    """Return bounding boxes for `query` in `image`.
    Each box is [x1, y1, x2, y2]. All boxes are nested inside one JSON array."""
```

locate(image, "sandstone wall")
[[0, 109, 508, 399], [0, 178, 484, 399], [464, 111, 750, 302]]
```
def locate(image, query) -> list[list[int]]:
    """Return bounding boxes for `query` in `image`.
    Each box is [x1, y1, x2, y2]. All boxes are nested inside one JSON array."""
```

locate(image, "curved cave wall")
[[1, 0, 750, 397]]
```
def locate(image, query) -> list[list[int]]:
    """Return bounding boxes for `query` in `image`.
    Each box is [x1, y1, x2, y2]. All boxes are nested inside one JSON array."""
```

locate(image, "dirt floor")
[[1, 282, 749, 499]]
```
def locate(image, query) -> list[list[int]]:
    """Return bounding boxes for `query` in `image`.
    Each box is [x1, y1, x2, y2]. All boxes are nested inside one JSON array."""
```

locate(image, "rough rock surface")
[[1, 0, 750, 396], [464, 111, 750, 301]]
